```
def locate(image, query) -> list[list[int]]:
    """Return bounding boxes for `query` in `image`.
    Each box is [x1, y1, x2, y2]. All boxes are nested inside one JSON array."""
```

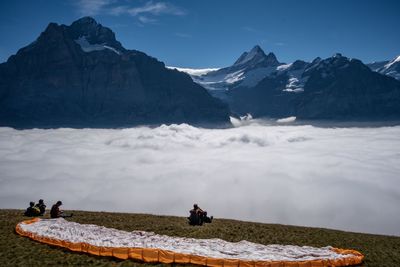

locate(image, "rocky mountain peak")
[[311, 57, 321, 64], [68, 17, 124, 51], [265, 52, 279, 66], [250, 45, 264, 54], [332, 53, 343, 58], [71, 16, 97, 26], [233, 45, 279, 67], [69, 16, 103, 38], [290, 60, 308, 70]]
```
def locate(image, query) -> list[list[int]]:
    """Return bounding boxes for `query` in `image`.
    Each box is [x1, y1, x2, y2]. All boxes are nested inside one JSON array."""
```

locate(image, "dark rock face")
[[229, 74, 297, 118], [229, 54, 400, 119], [0, 17, 230, 128]]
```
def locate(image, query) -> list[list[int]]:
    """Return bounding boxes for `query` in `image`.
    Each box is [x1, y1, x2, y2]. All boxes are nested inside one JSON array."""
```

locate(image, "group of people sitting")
[[188, 204, 213, 226], [24, 200, 72, 218], [24, 199, 46, 217], [26, 200, 209, 223]]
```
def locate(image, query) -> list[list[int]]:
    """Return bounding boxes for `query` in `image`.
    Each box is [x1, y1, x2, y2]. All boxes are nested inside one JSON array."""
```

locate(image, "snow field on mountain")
[[74, 36, 121, 55]]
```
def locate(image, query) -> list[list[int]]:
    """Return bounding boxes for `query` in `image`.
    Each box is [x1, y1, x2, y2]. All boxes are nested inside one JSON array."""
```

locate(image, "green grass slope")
[[1, 209, 399, 266]]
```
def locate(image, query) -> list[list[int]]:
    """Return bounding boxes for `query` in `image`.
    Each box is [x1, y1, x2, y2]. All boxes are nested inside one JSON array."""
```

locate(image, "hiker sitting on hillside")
[[188, 204, 213, 226], [50, 201, 73, 218], [35, 199, 46, 216], [24, 201, 40, 217]]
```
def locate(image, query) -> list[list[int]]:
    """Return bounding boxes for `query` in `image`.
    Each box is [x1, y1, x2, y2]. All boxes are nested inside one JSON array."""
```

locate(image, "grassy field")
[[1, 209, 399, 266]]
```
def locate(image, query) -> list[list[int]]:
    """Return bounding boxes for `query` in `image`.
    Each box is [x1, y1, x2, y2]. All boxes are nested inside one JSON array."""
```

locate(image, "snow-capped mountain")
[[191, 45, 282, 91], [170, 45, 288, 102], [173, 46, 400, 120], [229, 53, 400, 119], [367, 55, 400, 80], [0, 17, 230, 128], [175, 46, 310, 96]]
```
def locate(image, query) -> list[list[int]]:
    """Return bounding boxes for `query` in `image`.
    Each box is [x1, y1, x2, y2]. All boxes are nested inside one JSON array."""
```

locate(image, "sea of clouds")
[[1, 121, 399, 236]]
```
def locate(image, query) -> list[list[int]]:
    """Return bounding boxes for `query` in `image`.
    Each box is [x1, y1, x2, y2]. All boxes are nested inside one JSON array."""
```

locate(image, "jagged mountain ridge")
[[190, 45, 283, 94], [229, 53, 400, 119], [175, 47, 400, 120], [0, 17, 231, 128]]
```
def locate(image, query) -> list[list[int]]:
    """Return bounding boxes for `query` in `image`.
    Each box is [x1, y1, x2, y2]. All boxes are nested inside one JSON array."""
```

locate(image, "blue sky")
[[0, 0, 399, 68]]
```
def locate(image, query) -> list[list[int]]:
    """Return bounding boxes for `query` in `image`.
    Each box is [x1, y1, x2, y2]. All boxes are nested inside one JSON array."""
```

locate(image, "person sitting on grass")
[[24, 201, 40, 217], [50, 201, 73, 218], [35, 199, 46, 216], [188, 203, 213, 226]]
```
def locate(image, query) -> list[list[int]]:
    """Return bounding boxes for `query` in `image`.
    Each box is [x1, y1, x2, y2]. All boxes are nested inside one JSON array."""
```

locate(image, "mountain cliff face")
[[0, 17, 230, 128]]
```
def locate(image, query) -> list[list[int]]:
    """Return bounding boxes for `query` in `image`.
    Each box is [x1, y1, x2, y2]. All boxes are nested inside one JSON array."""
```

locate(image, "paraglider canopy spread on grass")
[[16, 218, 364, 267]]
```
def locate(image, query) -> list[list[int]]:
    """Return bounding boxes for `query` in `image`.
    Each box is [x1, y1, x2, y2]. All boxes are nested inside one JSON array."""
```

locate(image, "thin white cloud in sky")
[[108, 5, 127, 16], [75, 0, 186, 24], [126, 1, 186, 16], [0, 122, 399, 236], [75, 0, 113, 16], [137, 15, 157, 24]]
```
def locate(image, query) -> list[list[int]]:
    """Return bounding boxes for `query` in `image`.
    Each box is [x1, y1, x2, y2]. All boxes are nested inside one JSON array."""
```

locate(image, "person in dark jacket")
[[188, 203, 213, 225], [50, 201, 73, 218], [50, 200, 62, 218], [35, 199, 46, 216], [193, 204, 203, 214], [24, 201, 40, 217]]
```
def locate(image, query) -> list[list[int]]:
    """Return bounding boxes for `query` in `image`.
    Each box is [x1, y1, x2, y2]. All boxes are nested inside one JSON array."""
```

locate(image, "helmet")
[[30, 201, 35, 206], [56, 201, 62, 205], [193, 203, 198, 208], [39, 199, 44, 204]]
